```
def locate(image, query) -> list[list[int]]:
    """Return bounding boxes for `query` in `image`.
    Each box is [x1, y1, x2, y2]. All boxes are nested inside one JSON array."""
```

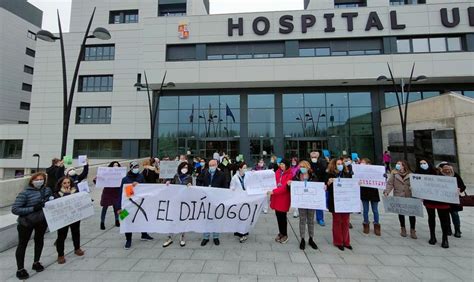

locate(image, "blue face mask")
[[300, 167, 308, 174], [420, 163, 429, 170], [395, 164, 401, 171], [209, 167, 217, 173], [132, 168, 140, 174], [337, 164, 344, 172]]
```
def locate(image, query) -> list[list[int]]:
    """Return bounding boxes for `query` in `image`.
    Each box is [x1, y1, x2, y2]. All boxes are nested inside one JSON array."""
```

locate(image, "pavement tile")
[[274, 262, 316, 277], [166, 259, 205, 273], [178, 273, 218, 282], [217, 274, 257, 282], [96, 258, 140, 271], [330, 264, 377, 279], [202, 260, 239, 274], [239, 261, 276, 276], [129, 258, 171, 272], [408, 266, 463, 281]]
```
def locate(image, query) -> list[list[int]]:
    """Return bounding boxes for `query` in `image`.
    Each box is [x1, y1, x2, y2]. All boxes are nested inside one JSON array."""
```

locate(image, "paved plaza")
[[1, 187, 473, 282]]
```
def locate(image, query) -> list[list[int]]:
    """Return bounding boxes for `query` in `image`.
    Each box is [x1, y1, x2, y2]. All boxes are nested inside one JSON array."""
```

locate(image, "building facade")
[[0, 0, 42, 124], [0, 0, 473, 179]]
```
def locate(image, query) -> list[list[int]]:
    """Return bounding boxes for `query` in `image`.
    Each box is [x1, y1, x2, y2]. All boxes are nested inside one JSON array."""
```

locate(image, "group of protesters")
[[11, 150, 467, 280]]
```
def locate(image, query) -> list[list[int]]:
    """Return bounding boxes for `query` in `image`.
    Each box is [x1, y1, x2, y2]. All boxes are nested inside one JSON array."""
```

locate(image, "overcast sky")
[[28, 0, 302, 32]]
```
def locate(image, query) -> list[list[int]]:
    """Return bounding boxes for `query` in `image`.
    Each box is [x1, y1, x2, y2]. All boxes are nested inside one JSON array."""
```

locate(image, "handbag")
[[460, 191, 474, 207], [18, 188, 46, 228]]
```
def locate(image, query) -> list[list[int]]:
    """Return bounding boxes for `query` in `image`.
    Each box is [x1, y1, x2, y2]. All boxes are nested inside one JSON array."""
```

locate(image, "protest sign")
[[352, 164, 387, 190], [291, 181, 326, 210], [78, 155, 87, 166], [323, 150, 330, 158], [159, 161, 181, 179], [43, 192, 94, 232], [63, 155, 72, 166], [351, 153, 359, 161], [333, 178, 361, 213], [120, 184, 266, 234], [382, 196, 424, 217], [410, 173, 459, 204], [244, 170, 277, 195], [77, 181, 90, 193], [95, 167, 127, 188]]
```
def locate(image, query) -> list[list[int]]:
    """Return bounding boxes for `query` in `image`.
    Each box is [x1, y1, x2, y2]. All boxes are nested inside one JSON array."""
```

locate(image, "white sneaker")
[[239, 236, 248, 243], [263, 208, 268, 214], [180, 240, 186, 247], [162, 237, 173, 248], [293, 210, 299, 218]]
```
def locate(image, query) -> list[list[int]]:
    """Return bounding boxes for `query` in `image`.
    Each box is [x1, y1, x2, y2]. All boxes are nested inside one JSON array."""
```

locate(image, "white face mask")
[[311, 158, 317, 163], [344, 161, 351, 166], [420, 163, 429, 170], [181, 168, 188, 174], [32, 180, 44, 189], [68, 170, 77, 177]]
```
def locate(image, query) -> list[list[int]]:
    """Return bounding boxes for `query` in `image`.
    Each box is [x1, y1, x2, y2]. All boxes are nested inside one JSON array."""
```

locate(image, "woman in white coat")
[[230, 162, 249, 243]]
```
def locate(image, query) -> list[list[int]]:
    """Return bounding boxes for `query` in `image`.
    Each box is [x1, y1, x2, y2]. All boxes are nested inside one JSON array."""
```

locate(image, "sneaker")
[[124, 240, 132, 249], [115, 220, 120, 227], [141, 234, 154, 241], [16, 269, 29, 280], [279, 236, 289, 244], [100, 222, 105, 230], [213, 238, 220, 246], [263, 208, 268, 214], [180, 240, 186, 247], [74, 249, 85, 256], [318, 220, 325, 227], [32, 262, 44, 272], [336, 245, 344, 251], [275, 233, 282, 242], [293, 210, 299, 218], [201, 239, 209, 246], [345, 245, 353, 250], [239, 236, 248, 243], [57, 256, 66, 264], [163, 237, 173, 248]]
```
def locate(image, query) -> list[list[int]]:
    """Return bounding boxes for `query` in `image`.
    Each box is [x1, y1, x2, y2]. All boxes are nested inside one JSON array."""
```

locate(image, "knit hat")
[[436, 161, 450, 169], [130, 161, 139, 169]]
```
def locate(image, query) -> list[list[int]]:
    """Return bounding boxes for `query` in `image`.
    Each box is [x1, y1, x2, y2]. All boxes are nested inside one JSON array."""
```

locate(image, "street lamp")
[[134, 71, 175, 157], [32, 154, 40, 172], [377, 63, 427, 160], [37, 8, 111, 158]]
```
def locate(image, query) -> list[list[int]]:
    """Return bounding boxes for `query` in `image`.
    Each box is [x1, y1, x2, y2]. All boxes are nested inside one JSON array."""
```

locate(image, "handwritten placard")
[[382, 196, 424, 217], [77, 181, 90, 193], [291, 181, 326, 210], [244, 170, 277, 195], [43, 192, 94, 232], [333, 178, 361, 213], [159, 161, 181, 179], [95, 167, 127, 188], [77, 155, 87, 166], [410, 173, 459, 204], [352, 164, 386, 190]]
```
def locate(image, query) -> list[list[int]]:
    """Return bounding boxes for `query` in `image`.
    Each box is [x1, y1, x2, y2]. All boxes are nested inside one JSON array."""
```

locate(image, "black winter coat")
[[196, 169, 229, 189]]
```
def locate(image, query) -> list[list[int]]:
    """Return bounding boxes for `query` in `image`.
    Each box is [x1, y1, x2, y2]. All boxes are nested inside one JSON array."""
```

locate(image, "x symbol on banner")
[[129, 198, 148, 223]]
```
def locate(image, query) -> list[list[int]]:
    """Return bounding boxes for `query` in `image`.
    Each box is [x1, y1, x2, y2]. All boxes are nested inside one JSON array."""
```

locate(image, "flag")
[[226, 104, 236, 123], [189, 104, 194, 123]]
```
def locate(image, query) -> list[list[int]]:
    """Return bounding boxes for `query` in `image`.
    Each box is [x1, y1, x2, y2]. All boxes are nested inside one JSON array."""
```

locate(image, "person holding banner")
[[96, 161, 122, 230], [438, 162, 466, 239], [196, 159, 229, 246], [416, 160, 450, 248], [12, 172, 52, 280], [359, 158, 381, 236], [55, 158, 89, 189], [383, 160, 417, 239], [268, 159, 293, 244], [309, 151, 327, 227], [163, 162, 193, 248], [326, 158, 353, 251], [142, 158, 159, 184], [293, 160, 320, 250], [230, 162, 250, 243], [118, 161, 154, 249], [54, 177, 85, 264]]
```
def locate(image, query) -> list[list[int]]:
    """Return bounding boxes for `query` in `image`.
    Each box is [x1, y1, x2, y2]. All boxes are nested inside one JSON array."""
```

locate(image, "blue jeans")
[[450, 210, 460, 227], [316, 210, 324, 221], [362, 200, 379, 224], [203, 232, 219, 239]]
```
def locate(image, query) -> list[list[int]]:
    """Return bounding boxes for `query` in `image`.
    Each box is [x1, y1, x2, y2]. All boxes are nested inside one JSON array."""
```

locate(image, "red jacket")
[[270, 169, 293, 212]]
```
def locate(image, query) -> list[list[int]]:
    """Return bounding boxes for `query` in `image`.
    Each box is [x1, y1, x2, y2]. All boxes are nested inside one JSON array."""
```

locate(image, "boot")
[[447, 226, 452, 236], [374, 223, 381, 236], [410, 229, 417, 239], [441, 235, 449, 248], [57, 256, 66, 264], [100, 222, 105, 230], [428, 232, 437, 245], [362, 223, 370, 234], [400, 227, 407, 237], [299, 238, 305, 250], [454, 225, 461, 238]]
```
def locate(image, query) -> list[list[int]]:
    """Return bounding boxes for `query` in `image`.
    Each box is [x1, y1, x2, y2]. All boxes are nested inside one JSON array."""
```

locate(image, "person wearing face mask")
[[269, 155, 279, 172], [218, 157, 232, 187], [383, 160, 417, 239], [54, 176, 85, 264], [253, 158, 267, 171], [55, 158, 89, 191], [437, 162, 466, 239], [163, 162, 193, 248], [195, 158, 207, 177], [94, 161, 122, 230], [230, 162, 251, 243], [289, 157, 300, 218], [268, 159, 293, 244], [117, 161, 154, 249], [196, 159, 229, 246], [359, 158, 381, 236], [309, 151, 328, 226], [141, 158, 159, 184], [12, 172, 52, 280], [326, 158, 353, 251], [293, 160, 320, 250], [416, 160, 450, 248]]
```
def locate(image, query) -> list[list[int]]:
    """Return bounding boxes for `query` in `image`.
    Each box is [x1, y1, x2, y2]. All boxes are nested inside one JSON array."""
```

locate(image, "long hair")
[[29, 172, 47, 188], [327, 158, 348, 175], [108, 161, 121, 167], [56, 176, 75, 191]]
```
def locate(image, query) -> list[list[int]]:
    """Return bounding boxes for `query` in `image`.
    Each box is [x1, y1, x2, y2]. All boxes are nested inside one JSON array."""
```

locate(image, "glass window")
[[429, 38, 447, 52], [199, 95, 219, 110], [282, 109, 303, 123], [447, 37, 462, 51], [253, 54, 269, 58], [0, 140, 23, 159], [248, 109, 275, 123], [160, 96, 179, 109], [350, 124, 373, 135], [283, 123, 304, 137], [304, 93, 326, 107], [463, 91, 474, 98], [412, 38, 429, 53], [282, 94, 304, 108], [299, 48, 315, 57], [365, 49, 381, 55], [349, 107, 372, 123], [24, 65, 34, 74], [348, 50, 364, 56], [76, 107, 111, 124], [179, 96, 199, 109], [397, 39, 411, 53], [248, 94, 274, 109], [326, 93, 348, 107], [349, 92, 371, 107], [269, 53, 284, 58], [109, 10, 139, 24], [315, 48, 331, 56], [331, 51, 347, 56], [248, 123, 275, 138], [25, 48, 35, 57], [220, 95, 240, 109], [223, 54, 237, 60], [422, 91, 439, 99], [207, 55, 222, 60], [79, 75, 113, 92], [237, 54, 252, 59], [159, 110, 179, 123], [84, 45, 115, 61]]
